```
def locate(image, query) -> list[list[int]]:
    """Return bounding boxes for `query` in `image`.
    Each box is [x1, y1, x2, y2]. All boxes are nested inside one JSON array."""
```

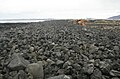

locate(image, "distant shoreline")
[[0, 19, 47, 23]]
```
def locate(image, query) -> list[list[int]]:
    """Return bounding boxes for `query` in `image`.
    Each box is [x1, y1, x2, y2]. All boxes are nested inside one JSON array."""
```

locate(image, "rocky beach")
[[0, 20, 120, 79]]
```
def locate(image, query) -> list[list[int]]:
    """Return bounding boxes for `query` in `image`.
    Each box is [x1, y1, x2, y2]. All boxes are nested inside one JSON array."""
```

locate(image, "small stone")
[[56, 60, 64, 66], [113, 46, 119, 51], [38, 49, 44, 55], [71, 45, 80, 53], [47, 75, 71, 79], [30, 47, 34, 52], [89, 59, 95, 63], [9, 71, 17, 77], [0, 74, 3, 79], [63, 61, 72, 68], [13, 70, 27, 79], [46, 59, 55, 65], [72, 63, 81, 71], [111, 77, 119, 79], [89, 44, 98, 53], [27, 61, 44, 79], [110, 70, 120, 77], [91, 68, 102, 79], [82, 64, 94, 74], [8, 53, 30, 71], [55, 52, 62, 57], [99, 61, 111, 75], [18, 30, 23, 34], [57, 69, 65, 75]]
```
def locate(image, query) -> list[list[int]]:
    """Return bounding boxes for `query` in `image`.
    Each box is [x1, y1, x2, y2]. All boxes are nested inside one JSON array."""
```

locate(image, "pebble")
[[29, 47, 35, 52]]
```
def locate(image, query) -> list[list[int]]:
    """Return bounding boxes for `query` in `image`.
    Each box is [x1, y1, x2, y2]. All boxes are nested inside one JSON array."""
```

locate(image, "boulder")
[[8, 53, 30, 71], [27, 61, 44, 79]]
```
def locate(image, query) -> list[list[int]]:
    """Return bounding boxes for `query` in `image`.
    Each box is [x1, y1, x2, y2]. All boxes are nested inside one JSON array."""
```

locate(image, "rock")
[[99, 61, 110, 68], [110, 70, 120, 77], [89, 59, 95, 63], [72, 63, 81, 71], [63, 61, 72, 68], [89, 44, 98, 53], [29, 46, 35, 52], [46, 59, 55, 65], [85, 33, 93, 37], [56, 60, 64, 66], [82, 64, 94, 74], [71, 45, 80, 53], [55, 52, 62, 57], [111, 77, 119, 79], [18, 30, 23, 34], [9, 71, 17, 77], [8, 53, 30, 71], [57, 69, 65, 75], [113, 46, 119, 51], [27, 61, 44, 79], [47, 75, 71, 79], [100, 61, 111, 75], [0, 74, 3, 79], [91, 68, 102, 79], [13, 70, 27, 79], [94, 59, 100, 67], [38, 49, 44, 55]]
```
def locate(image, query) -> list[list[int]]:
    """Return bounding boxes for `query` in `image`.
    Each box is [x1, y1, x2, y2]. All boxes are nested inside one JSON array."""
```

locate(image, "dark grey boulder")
[[8, 53, 30, 71]]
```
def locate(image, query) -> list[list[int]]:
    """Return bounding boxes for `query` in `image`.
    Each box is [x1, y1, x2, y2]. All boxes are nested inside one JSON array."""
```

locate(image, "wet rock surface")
[[0, 20, 120, 79]]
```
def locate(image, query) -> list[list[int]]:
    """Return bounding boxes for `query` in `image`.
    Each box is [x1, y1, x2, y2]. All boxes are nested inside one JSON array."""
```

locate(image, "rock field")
[[0, 20, 120, 79]]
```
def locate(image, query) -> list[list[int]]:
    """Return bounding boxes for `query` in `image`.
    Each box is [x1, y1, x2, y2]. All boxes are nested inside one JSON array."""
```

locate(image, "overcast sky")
[[0, 0, 120, 19]]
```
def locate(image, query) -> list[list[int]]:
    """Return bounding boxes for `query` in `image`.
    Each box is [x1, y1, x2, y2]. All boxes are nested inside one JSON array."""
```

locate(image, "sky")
[[0, 0, 120, 19]]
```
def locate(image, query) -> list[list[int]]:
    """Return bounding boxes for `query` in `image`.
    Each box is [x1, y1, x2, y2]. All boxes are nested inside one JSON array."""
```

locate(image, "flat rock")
[[8, 53, 30, 71], [27, 61, 44, 79]]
